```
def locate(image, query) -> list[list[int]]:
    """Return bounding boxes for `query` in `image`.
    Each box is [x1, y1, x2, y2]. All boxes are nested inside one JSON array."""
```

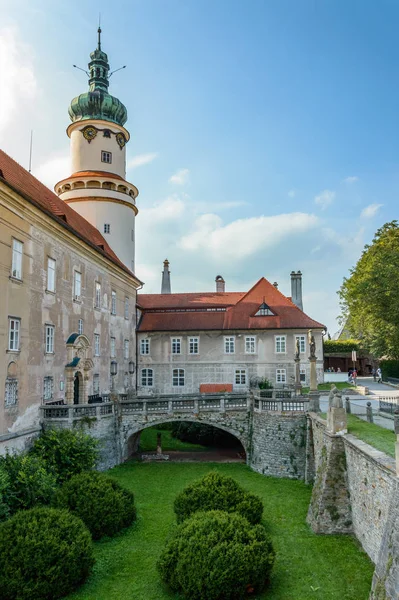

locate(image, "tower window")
[[103, 130, 111, 138], [101, 151, 112, 164], [104, 224, 110, 234]]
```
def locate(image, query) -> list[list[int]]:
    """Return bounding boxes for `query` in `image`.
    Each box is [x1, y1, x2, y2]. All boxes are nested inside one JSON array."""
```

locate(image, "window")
[[141, 368, 153, 387], [78, 319, 83, 335], [245, 336, 256, 354], [171, 338, 181, 354], [47, 258, 56, 292], [124, 340, 129, 359], [295, 335, 306, 354], [224, 337, 235, 354], [235, 369, 246, 385], [189, 337, 199, 354], [45, 325, 55, 353], [276, 369, 287, 384], [275, 336, 286, 353], [101, 151, 112, 164], [140, 339, 150, 355], [11, 239, 23, 279], [95, 282, 101, 308], [43, 376, 54, 401], [93, 374, 100, 394], [255, 302, 274, 316], [104, 223, 110, 234], [94, 333, 100, 356], [74, 271, 81, 300], [124, 297, 129, 320], [110, 337, 116, 358], [8, 318, 20, 351], [111, 290, 116, 315], [300, 368, 306, 383], [172, 368, 185, 387], [5, 378, 17, 406]]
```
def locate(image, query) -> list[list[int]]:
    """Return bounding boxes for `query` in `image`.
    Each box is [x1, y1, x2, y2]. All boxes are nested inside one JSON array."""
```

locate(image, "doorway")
[[73, 371, 82, 404]]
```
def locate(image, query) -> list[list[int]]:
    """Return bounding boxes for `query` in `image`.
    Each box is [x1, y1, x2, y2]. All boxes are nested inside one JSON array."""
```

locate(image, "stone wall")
[[250, 412, 307, 479]]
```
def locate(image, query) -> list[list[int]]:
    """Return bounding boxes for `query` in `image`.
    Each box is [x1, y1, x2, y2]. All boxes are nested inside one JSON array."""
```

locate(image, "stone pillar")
[[309, 357, 318, 392], [308, 392, 320, 412], [156, 433, 162, 455], [294, 358, 302, 396], [366, 402, 374, 423], [327, 393, 347, 435], [345, 396, 351, 414]]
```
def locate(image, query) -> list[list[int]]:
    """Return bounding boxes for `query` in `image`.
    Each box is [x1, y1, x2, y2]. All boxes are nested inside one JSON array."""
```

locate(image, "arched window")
[[172, 368, 185, 387], [141, 369, 153, 387]]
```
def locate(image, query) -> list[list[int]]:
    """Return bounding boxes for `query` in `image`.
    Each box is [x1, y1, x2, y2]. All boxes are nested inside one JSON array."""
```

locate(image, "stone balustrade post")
[[143, 401, 147, 415], [220, 395, 225, 413], [168, 400, 173, 413], [194, 398, 199, 413], [96, 405, 101, 419], [366, 402, 373, 423], [345, 396, 351, 414], [278, 400, 283, 412]]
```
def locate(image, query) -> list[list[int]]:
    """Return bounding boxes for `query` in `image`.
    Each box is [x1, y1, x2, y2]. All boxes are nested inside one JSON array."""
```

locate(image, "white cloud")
[[34, 155, 70, 190], [140, 195, 186, 223], [179, 212, 319, 259], [343, 176, 359, 184], [314, 189, 335, 210], [288, 189, 296, 198], [169, 168, 190, 185], [127, 152, 158, 169], [360, 203, 383, 219], [0, 26, 37, 137]]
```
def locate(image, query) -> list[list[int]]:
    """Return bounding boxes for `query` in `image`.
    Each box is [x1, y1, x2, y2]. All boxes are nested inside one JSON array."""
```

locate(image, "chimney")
[[215, 275, 225, 293], [161, 259, 171, 294], [290, 270, 303, 311]]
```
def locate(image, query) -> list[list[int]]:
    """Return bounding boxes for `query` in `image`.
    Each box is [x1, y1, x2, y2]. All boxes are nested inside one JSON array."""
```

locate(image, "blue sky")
[[1, 0, 398, 333]]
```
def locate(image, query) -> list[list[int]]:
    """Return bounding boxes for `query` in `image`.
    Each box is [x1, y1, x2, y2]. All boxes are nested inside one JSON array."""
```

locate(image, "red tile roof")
[[138, 278, 325, 332], [0, 150, 140, 282]]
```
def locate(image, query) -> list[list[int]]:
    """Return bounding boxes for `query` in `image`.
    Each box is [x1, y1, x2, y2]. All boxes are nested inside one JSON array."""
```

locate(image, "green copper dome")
[[68, 28, 127, 127]]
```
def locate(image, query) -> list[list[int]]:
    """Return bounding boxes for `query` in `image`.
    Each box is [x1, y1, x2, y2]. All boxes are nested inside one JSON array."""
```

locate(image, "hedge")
[[0, 507, 94, 600], [174, 471, 263, 524], [380, 359, 399, 379], [158, 510, 275, 600], [323, 339, 363, 354], [53, 471, 136, 539]]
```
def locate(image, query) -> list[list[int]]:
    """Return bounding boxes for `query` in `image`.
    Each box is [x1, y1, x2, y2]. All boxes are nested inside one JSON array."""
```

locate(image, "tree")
[[339, 221, 399, 358]]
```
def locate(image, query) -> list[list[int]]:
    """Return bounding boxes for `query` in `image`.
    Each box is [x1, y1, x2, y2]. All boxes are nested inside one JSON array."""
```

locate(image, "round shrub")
[[0, 507, 94, 600], [174, 471, 263, 524], [31, 428, 98, 484], [53, 471, 136, 539], [158, 510, 275, 600]]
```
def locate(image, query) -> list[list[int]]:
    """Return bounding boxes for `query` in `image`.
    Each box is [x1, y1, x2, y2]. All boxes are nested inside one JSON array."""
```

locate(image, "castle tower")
[[55, 27, 138, 271]]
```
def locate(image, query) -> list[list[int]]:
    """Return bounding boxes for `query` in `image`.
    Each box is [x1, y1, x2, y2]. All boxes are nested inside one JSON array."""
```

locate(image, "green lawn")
[[347, 414, 396, 457], [67, 462, 373, 600], [302, 382, 354, 394], [138, 426, 209, 452]]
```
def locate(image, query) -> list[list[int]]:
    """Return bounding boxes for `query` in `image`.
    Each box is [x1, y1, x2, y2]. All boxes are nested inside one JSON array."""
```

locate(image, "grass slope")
[[67, 462, 373, 600], [347, 414, 396, 457], [138, 426, 208, 452]]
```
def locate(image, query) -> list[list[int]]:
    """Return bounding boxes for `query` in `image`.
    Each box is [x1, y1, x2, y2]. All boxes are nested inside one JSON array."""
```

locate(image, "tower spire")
[[97, 25, 102, 51]]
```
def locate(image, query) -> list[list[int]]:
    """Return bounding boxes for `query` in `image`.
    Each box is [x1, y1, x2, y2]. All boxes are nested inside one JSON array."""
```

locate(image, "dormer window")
[[255, 302, 274, 316]]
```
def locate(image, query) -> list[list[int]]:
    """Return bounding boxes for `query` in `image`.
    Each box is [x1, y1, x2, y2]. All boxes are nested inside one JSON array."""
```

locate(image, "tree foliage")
[[339, 221, 399, 358], [323, 340, 363, 354]]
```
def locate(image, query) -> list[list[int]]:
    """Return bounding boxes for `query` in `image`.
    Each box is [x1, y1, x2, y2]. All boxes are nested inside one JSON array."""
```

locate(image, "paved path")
[[357, 376, 399, 397]]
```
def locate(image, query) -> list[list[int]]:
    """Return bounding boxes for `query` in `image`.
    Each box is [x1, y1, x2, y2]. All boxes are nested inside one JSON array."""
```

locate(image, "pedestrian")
[[372, 367, 376, 382], [352, 369, 357, 386], [348, 368, 353, 383], [376, 367, 382, 383]]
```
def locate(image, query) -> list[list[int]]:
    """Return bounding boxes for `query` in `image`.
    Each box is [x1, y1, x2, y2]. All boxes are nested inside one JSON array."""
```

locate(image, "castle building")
[[0, 28, 325, 454], [137, 266, 325, 394], [0, 30, 141, 453]]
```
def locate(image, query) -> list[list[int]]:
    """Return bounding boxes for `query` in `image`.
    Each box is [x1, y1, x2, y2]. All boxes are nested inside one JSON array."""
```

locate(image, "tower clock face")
[[116, 133, 126, 149], [82, 126, 97, 143]]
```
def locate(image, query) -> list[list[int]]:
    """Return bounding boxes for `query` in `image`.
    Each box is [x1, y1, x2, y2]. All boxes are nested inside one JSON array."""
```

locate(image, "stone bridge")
[[41, 391, 312, 478]]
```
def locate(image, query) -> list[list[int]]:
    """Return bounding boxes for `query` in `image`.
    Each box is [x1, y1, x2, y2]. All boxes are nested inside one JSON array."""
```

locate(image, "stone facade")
[[0, 174, 139, 453], [137, 329, 324, 395]]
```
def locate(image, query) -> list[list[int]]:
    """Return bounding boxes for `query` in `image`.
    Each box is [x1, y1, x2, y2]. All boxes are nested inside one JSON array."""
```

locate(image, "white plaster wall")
[[69, 201, 135, 272], [70, 122, 127, 178], [137, 329, 324, 394]]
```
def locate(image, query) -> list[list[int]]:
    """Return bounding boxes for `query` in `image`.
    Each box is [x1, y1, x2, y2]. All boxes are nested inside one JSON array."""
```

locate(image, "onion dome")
[[68, 27, 127, 126]]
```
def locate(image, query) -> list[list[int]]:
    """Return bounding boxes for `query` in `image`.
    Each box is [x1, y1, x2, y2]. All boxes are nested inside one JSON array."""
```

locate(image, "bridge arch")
[[123, 416, 249, 461]]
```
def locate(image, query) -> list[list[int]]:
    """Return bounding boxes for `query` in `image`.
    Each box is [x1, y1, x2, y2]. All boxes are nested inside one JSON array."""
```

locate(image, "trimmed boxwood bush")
[[0, 453, 57, 515], [174, 471, 263, 524], [53, 471, 136, 539], [158, 510, 275, 600], [0, 507, 94, 600], [31, 428, 98, 484]]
